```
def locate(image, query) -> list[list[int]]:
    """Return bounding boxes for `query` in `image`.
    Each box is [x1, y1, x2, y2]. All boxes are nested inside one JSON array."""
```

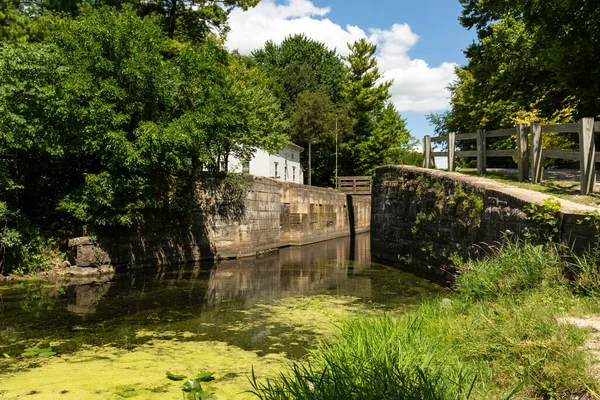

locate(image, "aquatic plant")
[[20, 347, 56, 358], [180, 371, 215, 400]]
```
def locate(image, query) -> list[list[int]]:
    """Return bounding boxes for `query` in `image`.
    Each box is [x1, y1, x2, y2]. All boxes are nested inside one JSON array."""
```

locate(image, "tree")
[[252, 34, 345, 115], [432, 2, 589, 168], [359, 103, 415, 173], [0, 6, 287, 228], [450, 0, 600, 126], [289, 91, 353, 186], [253, 34, 349, 186], [341, 38, 400, 176], [19, 0, 260, 42], [0, 0, 42, 43]]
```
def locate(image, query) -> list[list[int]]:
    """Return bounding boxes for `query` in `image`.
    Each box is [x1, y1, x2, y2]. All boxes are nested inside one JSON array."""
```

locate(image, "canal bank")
[[68, 176, 371, 269]]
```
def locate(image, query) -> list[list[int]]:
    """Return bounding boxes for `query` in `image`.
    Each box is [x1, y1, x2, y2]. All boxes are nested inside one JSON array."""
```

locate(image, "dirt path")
[[560, 317, 600, 380]]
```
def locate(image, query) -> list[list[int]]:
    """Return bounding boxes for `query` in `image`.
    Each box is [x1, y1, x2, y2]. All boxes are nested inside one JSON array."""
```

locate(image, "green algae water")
[[0, 233, 446, 399]]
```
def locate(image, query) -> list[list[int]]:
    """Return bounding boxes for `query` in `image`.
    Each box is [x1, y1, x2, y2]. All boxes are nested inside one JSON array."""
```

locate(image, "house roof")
[[287, 142, 304, 152]]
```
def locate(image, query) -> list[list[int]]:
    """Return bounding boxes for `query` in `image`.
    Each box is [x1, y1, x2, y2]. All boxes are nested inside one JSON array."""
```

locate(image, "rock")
[[67, 237, 93, 247], [69, 266, 100, 277], [98, 265, 115, 275], [61, 260, 71, 269]]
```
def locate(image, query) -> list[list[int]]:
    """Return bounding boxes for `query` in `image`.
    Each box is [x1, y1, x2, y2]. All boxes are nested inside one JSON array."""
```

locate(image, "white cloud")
[[226, 0, 456, 113]]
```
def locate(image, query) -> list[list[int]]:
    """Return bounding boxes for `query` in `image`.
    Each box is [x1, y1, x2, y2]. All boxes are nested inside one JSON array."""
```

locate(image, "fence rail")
[[423, 118, 598, 195], [336, 176, 372, 195]]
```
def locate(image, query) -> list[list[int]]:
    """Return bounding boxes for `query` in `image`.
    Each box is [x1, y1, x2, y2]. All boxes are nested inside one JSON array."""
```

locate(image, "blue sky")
[[226, 0, 477, 143]]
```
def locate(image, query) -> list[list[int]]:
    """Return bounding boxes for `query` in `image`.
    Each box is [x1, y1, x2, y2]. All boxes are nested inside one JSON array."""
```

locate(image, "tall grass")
[[453, 241, 565, 302], [249, 241, 600, 400], [250, 315, 476, 400]]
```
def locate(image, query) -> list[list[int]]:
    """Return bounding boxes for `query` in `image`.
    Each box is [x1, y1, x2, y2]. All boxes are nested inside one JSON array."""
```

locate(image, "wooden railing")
[[423, 118, 599, 195], [336, 176, 372, 195]]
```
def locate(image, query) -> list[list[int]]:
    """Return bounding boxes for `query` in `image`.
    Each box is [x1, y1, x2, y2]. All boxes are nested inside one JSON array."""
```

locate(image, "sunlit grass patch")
[[250, 241, 600, 399]]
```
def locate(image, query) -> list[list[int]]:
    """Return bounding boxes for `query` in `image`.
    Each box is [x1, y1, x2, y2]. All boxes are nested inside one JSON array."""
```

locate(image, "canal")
[[0, 233, 447, 399]]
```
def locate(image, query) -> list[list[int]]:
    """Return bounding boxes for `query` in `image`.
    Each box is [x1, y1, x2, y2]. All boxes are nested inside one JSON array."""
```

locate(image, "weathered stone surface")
[[68, 176, 371, 268], [69, 240, 111, 268], [67, 237, 92, 247], [69, 266, 101, 277], [371, 165, 599, 280]]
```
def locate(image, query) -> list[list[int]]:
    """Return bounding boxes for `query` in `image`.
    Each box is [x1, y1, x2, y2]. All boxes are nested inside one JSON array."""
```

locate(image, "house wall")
[[249, 149, 270, 178], [228, 145, 303, 184], [269, 147, 302, 184]]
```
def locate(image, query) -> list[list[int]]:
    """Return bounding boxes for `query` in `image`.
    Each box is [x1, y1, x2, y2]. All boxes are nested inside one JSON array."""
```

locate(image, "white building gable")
[[228, 143, 304, 184]]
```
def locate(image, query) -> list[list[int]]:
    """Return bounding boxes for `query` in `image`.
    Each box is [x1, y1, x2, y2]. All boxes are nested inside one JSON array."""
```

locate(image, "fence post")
[[579, 117, 596, 195], [448, 132, 456, 172], [530, 122, 543, 183], [517, 124, 529, 182], [423, 135, 432, 169], [476, 129, 486, 175]]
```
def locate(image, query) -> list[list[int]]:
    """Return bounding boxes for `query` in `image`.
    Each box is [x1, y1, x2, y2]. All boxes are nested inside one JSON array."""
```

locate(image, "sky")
[[225, 0, 477, 149]]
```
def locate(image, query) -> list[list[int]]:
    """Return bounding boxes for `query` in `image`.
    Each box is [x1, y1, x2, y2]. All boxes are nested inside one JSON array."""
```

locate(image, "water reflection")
[[205, 233, 372, 307], [63, 234, 374, 315], [0, 233, 447, 361], [67, 274, 113, 316]]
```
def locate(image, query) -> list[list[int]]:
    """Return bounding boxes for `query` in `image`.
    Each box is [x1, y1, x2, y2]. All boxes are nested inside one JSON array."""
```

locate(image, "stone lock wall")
[[371, 165, 600, 280], [69, 176, 371, 268]]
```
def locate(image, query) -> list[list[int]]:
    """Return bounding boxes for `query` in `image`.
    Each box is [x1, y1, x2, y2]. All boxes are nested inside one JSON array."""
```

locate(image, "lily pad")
[[166, 371, 187, 381], [184, 390, 210, 400], [21, 347, 54, 357], [196, 371, 215, 382], [182, 379, 202, 392], [38, 352, 57, 357]]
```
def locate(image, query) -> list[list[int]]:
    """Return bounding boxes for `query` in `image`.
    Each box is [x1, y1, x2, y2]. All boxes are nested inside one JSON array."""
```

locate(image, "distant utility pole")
[[335, 117, 338, 186], [308, 141, 312, 186]]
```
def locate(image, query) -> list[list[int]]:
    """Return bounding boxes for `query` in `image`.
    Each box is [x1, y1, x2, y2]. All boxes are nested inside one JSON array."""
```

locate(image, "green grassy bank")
[[250, 241, 600, 399]]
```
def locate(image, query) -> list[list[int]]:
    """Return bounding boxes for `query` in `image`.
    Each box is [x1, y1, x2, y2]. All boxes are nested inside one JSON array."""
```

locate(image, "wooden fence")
[[336, 176, 372, 195], [423, 117, 599, 195]]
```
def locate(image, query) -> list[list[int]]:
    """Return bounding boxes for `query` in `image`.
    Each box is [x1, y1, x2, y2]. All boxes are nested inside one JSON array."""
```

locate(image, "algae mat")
[[0, 339, 286, 399], [0, 296, 382, 399]]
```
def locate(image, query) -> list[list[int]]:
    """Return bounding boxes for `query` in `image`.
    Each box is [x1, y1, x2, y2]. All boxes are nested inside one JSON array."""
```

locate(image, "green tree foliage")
[[252, 34, 345, 115], [18, 0, 260, 42], [358, 103, 416, 172], [446, 0, 600, 132], [343, 39, 392, 130], [341, 39, 415, 175], [432, 1, 598, 167], [253, 35, 350, 186], [254, 35, 417, 181], [0, 6, 287, 272], [289, 91, 353, 185], [0, 0, 43, 43], [137, 0, 261, 42]]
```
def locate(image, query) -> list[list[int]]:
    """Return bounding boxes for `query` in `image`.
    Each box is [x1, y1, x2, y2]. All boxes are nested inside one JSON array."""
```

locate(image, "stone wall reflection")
[[205, 233, 372, 307], [67, 273, 114, 316], [64, 234, 373, 316]]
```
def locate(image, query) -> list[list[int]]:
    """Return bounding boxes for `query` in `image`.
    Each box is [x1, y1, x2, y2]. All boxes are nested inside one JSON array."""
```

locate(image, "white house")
[[228, 143, 304, 184]]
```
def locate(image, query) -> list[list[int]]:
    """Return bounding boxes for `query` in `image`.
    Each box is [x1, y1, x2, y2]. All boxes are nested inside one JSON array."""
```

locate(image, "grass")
[[249, 241, 600, 399], [456, 168, 600, 207]]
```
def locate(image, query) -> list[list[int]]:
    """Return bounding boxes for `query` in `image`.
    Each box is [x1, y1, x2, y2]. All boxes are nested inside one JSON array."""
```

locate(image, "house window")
[[292, 166, 296, 181], [274, 162, 279, 177], [284, 166, 288, 181], [291, 153, 294, 160], [242, 160, 250, 174]]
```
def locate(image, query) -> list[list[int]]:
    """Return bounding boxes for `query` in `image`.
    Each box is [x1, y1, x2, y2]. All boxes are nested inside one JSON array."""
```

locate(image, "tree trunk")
[[167, 0, 178, 39]]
